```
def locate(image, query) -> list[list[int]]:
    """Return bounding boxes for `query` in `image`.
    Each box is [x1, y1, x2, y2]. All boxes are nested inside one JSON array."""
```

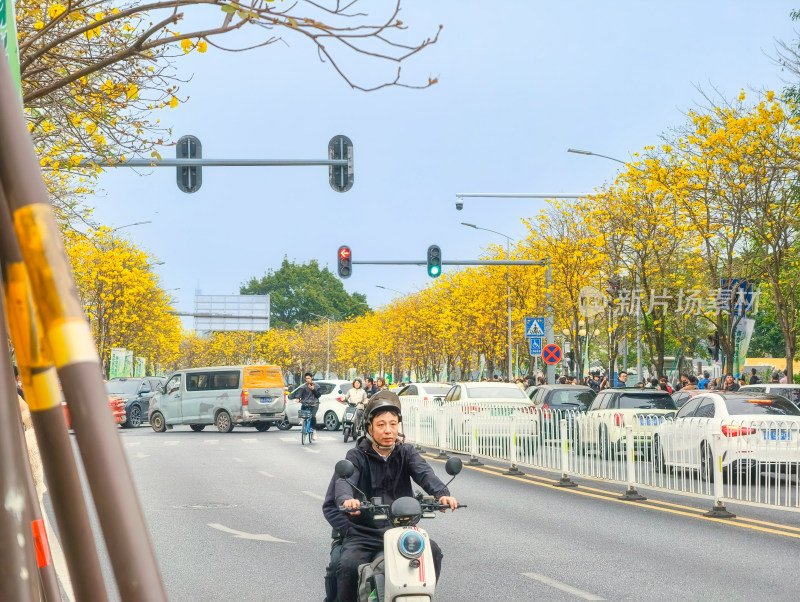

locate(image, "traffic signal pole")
[[78, 134, 354, 194]]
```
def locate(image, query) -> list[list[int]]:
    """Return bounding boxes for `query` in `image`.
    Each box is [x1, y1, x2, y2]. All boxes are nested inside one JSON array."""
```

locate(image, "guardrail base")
[[554, 475, 578, 488], [467, 456, 484, 466], [619, 486, 646, 501], [703, 503, 736, 519], [503, 464, 525, 476], [434, 449, 450, 459]]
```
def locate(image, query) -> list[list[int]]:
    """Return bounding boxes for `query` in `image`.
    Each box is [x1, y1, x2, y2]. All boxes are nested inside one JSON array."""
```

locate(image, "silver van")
[[149, 365, 286, 433]]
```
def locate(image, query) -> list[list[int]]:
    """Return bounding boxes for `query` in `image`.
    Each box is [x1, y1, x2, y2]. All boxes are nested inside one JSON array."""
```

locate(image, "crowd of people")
[[506, 366, 793, 393]]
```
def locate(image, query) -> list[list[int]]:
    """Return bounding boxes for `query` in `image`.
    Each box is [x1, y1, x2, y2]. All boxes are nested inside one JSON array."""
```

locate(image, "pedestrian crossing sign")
[[525, 317, 545, 338], [529, 337, 543, 356]]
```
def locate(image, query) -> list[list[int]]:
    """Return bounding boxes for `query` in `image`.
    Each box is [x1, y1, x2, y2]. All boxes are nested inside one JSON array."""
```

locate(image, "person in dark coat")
[[324, 391, 458, 601], [297, 372, 323, 438]]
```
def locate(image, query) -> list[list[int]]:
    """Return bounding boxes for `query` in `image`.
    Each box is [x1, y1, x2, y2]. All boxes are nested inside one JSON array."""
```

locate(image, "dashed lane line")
[[302, 491, 325, 500], [522, 572, 604, 600], [258, 471, 274, 478], [233, 457, 244, 463]]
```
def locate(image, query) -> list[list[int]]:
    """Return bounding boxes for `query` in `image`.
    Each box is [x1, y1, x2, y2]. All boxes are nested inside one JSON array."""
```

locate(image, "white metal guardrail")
[[400, 399, 800, 510]]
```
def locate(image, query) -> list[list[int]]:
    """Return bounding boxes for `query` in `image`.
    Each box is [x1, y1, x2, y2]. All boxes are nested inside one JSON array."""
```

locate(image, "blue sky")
[[88, 1, 800, 324]]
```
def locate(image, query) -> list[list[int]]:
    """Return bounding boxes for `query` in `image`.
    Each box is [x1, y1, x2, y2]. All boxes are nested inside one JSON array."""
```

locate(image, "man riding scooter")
[[323, 391, 458, 601]]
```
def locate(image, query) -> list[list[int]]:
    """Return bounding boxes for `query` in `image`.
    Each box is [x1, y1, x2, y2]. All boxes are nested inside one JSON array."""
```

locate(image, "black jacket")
[[298, 382, 323, 408], [324, 438, 450, 538]]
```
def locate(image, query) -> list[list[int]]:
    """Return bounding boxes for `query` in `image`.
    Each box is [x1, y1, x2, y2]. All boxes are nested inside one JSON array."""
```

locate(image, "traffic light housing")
[[176, 134, 202, 193], [427, 245, 442, 278], [707, 332, 719, 361], [337, 245, 352, 278]]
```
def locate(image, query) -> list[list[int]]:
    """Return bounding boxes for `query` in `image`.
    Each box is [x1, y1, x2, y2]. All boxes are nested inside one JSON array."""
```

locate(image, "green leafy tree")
[[241, 259, 369, 328]]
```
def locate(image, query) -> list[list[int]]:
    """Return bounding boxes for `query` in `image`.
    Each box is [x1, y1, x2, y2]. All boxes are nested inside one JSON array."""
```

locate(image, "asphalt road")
[[47, 424, 800, 601]]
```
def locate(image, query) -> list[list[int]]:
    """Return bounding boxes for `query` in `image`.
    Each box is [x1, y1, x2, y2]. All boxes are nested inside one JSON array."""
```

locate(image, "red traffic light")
[[337, 245, 352, 279]]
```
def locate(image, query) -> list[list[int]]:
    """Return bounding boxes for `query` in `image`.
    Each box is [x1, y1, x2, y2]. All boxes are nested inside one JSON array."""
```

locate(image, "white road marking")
[[164, 441, 180, 446], [522, 572, 604, 600], [233, 457, 244, 463], [304, 448, 320, 454], [241, 438, 257, 443], [208, 523, 294, 543], [279, 437, 295, 442], [134, 452, 150, 459], [124, 441, 141, 446], [302, 491, 324, 500], [204, 440, 219, 445], [258, 471, 274, 478]]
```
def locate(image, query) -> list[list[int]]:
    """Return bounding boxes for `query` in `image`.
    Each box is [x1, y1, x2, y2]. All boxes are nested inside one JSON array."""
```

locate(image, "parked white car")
[[397, 382, 452, 407], [739, 384, 800, 408], [652, 392, 800, 481], [282, 380, 352, 431], [577, 388, 677, 458]]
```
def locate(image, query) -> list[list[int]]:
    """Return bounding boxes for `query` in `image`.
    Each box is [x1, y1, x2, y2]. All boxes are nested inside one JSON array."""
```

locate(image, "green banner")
[[0, 0, 22, 98], [109, 348, 126, 379], [134, 357, 146, 378]]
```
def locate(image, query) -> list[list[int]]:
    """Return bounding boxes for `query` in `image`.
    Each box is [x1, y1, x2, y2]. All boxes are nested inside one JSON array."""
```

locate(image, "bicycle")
[[299, 408, 315, 445]]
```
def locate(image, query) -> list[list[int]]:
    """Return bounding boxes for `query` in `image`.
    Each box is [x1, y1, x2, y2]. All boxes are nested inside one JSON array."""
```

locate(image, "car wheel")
[[189, 424, 205, 432], [215, 411, 234, 433], [343, 426, 351, 443], [599, 427, 611, 460], [653, 436, 666, 473], [700, 442, 714, 483], [276, 417, 292, 431], [150, 412, 167, 433], [324, 411, 340, 431], [127, 404, 142, 428], [255, 423, 270, 432]]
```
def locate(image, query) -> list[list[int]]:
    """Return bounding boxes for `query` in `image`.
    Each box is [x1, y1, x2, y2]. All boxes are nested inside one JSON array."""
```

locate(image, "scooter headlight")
[[398, 530, 425, 559]]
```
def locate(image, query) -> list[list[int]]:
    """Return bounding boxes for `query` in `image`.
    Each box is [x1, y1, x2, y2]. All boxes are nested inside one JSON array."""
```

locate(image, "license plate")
[[638, 417, 661, 426], [256, 397, 272, 403], [763, 430, 791, 441]]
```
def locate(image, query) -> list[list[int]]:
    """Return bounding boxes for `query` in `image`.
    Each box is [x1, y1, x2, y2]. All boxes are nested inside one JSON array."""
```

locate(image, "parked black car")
[[528, 384, 595, 442], [105, 377, 166, 428]]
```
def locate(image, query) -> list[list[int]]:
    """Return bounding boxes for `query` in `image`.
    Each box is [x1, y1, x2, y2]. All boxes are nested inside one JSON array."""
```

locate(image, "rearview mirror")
[[335, 459, 355, 479], [444, 457, 462, 476]]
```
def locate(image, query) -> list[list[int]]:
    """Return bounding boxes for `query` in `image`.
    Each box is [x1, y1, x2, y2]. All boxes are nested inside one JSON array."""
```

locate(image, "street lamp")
[[376, 285, 403, 295], [567, 148, 627, 165], [310, 312, 334, 379], [568, 147, 643, 383], [112, 220, 152, 232], [461, 222, 514, 381]]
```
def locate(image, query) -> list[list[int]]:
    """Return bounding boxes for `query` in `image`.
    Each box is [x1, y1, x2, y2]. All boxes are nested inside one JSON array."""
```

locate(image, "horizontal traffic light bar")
[[351, 260, 547, 266]]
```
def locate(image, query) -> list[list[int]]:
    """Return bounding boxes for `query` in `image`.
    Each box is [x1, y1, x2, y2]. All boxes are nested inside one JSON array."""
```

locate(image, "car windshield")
[[465, 386, 528, 400], [724, 395, 800, 416], [770, 388, 800, 406], [617, 393, 677, 410], [549, 390, 594, 407], [105, 380, 140, 395], [421, 384, 452, 396]]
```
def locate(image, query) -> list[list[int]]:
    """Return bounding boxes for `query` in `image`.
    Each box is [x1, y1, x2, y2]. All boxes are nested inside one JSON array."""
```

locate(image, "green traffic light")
[[430, 266, 440, 276]]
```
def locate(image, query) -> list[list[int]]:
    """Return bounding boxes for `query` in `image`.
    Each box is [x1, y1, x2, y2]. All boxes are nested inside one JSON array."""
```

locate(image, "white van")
[[149, 365, 286, 433]]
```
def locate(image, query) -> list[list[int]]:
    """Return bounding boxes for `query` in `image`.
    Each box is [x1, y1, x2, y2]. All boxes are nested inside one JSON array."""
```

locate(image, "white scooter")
[[335, 456, 465, 602]]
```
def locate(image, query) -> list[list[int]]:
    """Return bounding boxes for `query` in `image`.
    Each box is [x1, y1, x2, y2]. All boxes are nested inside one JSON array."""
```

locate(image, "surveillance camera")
[[455, 201, 463, 211]]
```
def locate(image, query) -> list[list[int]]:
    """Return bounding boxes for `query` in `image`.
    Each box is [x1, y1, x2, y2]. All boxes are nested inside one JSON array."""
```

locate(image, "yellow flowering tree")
[[17, 0, 442, 219], [64, 227, 182, 374]]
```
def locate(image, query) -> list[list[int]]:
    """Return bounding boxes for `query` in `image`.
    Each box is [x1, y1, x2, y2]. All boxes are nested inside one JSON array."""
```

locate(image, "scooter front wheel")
[[343, 426, 352, 443]]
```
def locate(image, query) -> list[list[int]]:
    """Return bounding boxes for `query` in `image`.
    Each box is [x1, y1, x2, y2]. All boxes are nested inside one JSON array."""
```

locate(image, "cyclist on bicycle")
[[298, 372, 322, 440], [323, 391, 458, 601]]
